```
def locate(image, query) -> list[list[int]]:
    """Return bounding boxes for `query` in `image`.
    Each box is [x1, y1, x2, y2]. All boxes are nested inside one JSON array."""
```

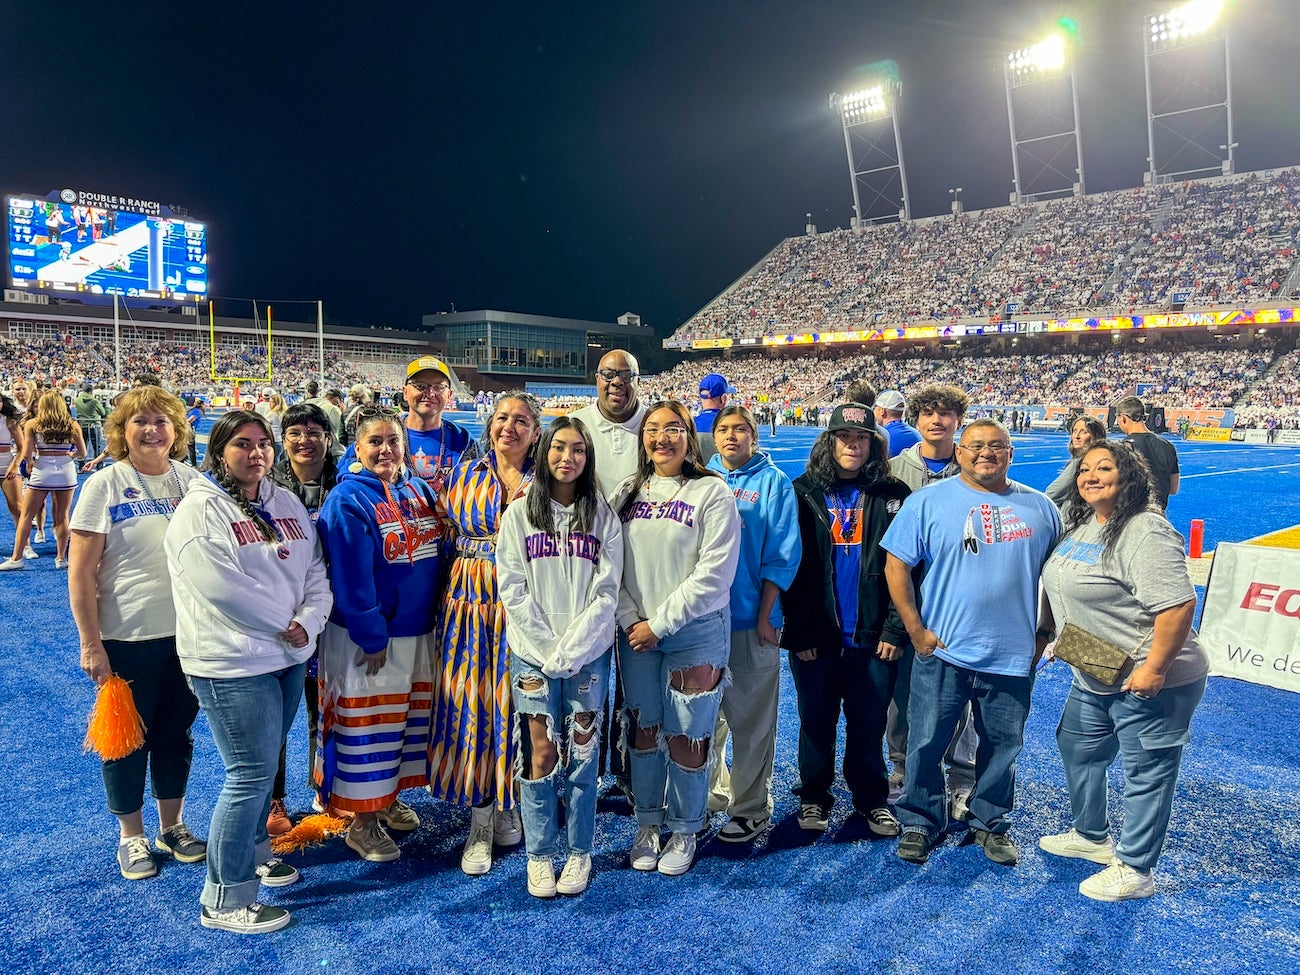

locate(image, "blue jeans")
[[619, 609, 730, 834], [897, 653, 1032, 839], [511, 650, 612, 857], [1056, 677, 1206, 871], [188, 663, 305, 910]]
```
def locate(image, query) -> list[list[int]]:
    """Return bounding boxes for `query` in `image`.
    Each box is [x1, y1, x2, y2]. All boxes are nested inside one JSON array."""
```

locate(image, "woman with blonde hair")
[[69, 386, 205, 880], [2, 389, 85, 570]]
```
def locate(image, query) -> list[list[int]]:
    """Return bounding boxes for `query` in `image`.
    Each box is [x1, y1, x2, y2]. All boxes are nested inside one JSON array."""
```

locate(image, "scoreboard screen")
[[6, 192, 207, 302]]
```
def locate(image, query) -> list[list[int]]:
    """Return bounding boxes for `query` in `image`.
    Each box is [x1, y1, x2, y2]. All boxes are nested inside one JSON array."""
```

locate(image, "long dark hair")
[[1062, 441, 1159, 554], [0, 391, 18, 423], [202, 410, 279, 544], [1069, 415, 1108, 457], [805, 425, 892, 491], [618, 400, 722, 519], [526, 415, 600, 536]]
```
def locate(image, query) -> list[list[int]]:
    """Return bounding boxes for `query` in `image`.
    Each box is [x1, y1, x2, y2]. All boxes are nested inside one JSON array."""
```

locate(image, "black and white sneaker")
[[255, 857, 300, 887], [717, 816, 770, 844], [862, 806, 901, 837], [797, 803, 829, 832], [200, 902, 291, 934]]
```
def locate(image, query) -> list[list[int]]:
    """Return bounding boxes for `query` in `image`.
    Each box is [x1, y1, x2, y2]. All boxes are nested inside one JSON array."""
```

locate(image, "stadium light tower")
[[1143, 0, 1233, 184], [1004, 24, 1086, 202], [830, 77, 912, 227]]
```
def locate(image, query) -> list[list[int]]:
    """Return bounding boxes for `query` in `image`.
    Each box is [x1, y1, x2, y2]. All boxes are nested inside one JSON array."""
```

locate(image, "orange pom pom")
[[270, 813, 350, 856], [83, 675, 147, 761]]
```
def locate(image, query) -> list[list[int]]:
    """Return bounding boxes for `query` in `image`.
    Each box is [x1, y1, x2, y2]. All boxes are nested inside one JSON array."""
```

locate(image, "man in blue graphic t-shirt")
[[882, 418, 1060, 868]]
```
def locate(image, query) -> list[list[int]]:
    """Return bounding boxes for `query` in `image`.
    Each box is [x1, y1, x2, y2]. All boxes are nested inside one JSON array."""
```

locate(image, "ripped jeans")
[[511, 650, 613, 857], [619, 609, 730, 834]]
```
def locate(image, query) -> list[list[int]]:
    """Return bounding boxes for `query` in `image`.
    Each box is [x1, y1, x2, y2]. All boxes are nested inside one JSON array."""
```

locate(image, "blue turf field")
[[1, 417, 1297, 974]]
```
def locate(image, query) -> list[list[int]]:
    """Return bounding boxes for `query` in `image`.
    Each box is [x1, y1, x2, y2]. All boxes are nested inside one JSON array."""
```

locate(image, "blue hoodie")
[[316, 464, 444, 654], [706, 449, 802, 630]]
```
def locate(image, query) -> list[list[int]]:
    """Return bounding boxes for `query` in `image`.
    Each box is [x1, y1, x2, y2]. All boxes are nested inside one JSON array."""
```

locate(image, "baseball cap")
[[828, 402, 877, 434], [407, 355, 452, 383], [699, 373, 736, 398], [876, 390, 907, 412]]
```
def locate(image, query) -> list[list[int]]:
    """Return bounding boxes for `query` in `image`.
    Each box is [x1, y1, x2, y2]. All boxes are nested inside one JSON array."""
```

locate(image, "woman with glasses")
[[68, 387, 206, 882], [429, 391, 542, 875], [615, 400, 740, 876], [782, 403, 911, 838], [1045, 415, 1107, 508], [165, 410, 332, 934], [497, 415, 624, 897], [1037, 440, 1207, 902], [264, 403, 340, 835], [316, 405, 444, 863]]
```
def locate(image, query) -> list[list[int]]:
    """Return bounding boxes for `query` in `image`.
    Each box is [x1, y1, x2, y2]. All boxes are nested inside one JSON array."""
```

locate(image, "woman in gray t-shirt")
[[1038, 440, 1208, 903]]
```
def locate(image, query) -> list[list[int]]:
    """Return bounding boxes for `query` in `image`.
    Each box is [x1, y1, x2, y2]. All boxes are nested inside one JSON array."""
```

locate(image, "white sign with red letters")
[[1201, 542, 1300, 694]]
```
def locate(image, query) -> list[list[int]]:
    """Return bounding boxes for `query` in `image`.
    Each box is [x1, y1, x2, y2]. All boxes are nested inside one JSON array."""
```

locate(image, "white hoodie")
[[614, 472, 740, 638], [165, 473, 332, 679], [497, 492, 624, 677]]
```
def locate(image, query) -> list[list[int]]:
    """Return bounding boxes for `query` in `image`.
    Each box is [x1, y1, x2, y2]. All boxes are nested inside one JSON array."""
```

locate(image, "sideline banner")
[[1201, 542, 1300, 693], [1188, 426, 1232, 442]]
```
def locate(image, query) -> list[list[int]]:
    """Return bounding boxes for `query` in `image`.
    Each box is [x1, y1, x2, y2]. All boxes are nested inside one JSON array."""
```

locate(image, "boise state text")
[[620, 500, 696, 527], [522, 531, 604, 567]]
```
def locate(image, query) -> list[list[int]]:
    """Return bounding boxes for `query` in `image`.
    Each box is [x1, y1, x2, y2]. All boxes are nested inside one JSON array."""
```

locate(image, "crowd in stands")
[[1235, 349, 1300, 428], [676, 168, 1300, 342]]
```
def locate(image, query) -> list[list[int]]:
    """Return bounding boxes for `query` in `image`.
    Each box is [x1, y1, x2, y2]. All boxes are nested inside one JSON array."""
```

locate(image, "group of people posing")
[[56, 348, 1206, 936]]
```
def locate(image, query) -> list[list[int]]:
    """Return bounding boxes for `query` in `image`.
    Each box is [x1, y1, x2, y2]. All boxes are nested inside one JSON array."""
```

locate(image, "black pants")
[[788, 647, 895, 811], [273, 670, 319, 800]]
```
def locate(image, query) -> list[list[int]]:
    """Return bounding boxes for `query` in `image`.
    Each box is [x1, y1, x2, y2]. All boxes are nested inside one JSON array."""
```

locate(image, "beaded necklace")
[[128, 459, 182, 521], [645, 473, 687, 513], [830, 483, 864, 543]]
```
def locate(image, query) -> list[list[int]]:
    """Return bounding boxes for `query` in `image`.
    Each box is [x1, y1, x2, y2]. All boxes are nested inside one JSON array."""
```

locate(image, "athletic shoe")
[[887, 769, 905, 805], [377, 797, 420, 833], [54, 558, 69, 569], [950, 791, 971, 823], [0, 559, 26, 572], [154, 822, 207, 863], [1079, 861, 1156, 902], [656, 831, 696, 876], [346, 818, 400, 863], [1039, 828, 1116, 865], [22, 546, 38, 560], [493, 806, 522, 846], [718, 816, 770, 844], [266, 798, 292, 837], [972, 828, 1019, 866], [863, 806, 901, 837], [461, 806, 494, 875], [897, 830, 932, 864], [200, 902, 291, 934], [117, 835, 158, 880], [556, 853, 592, 895], [34, 527, 46, 543], [255, 857, 300, 886], [797, 802, 829, 832], [526, 857, 557, 898], [629, 825, 662, 871]]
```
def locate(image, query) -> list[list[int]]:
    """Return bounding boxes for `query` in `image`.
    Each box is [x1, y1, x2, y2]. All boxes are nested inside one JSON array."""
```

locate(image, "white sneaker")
[[656, 831, 696, 876], [0, 559, 26, 572], [526, 857, 556, 898], [1079, 861, 1156, 902], [556, 852, 591, 895], [629, 825, 662, 871], [461, 805, 495, 876], [1039, 828, 1116, 865], [34, 527, 46, 543], [493, 806, 522, 846], [22, 546, 38, 560], [55, 557, 69, 569]]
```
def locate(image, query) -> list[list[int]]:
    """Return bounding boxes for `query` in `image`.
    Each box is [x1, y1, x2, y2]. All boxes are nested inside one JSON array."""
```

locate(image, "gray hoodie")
[[889, 442, 959, 491]]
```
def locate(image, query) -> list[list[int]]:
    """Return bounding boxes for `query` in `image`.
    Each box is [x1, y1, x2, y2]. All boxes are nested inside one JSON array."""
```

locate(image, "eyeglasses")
[[597, 368, 638, 383], [284, 429, 328, 443], [644, 425, 688, 440], [958, 441, 1012, 455], [407, 381, 451, 395]]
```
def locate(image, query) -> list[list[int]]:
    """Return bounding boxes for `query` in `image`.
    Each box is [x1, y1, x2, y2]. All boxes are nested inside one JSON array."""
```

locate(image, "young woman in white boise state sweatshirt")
[[497, 415, 623, 898], [165, 410, 332, 936], [614, 400, 740, 877]]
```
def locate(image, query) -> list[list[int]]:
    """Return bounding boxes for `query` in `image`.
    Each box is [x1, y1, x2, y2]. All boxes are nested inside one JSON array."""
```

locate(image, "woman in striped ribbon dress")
[[315, 406, 444, 863], [428, 391, 541, 876]]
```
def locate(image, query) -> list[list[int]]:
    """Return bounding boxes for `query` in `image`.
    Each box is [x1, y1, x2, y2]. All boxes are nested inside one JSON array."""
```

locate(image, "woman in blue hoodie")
[[315, 406, 444, 864], [704, 405, 801, 843]]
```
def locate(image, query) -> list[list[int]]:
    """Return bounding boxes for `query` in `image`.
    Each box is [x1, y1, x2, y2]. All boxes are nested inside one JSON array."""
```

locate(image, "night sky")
[[4, 1, 1298, 335]]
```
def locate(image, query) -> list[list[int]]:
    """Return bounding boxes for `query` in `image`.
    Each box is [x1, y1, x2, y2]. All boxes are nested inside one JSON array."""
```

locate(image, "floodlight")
[[1006, 32, 1067, 76], [834, 85, 890, 122], [1147, 0, 1223, 50]]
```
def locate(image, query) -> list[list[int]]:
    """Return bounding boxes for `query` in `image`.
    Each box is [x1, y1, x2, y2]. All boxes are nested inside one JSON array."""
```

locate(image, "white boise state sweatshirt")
[[165, 474, 333, 679], [614, 472, 741, 638], [497, 491, 624, 677]]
